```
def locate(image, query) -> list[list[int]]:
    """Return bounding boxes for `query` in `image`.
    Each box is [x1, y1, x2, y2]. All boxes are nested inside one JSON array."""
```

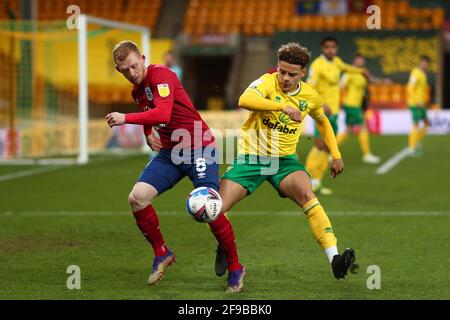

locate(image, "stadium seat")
[[368, 85, 379, 102], [323, 16, 338, 31], [335, 16, 347, 31], [181, 0, 443, 35], [348, 14, 361, 30], [300, 16, 314, 31], [1, 0, 20, 19], [391, 84, 405, 103], [379, 84, 390, 103], [35, 0, 162, 31], [431, 8, 444, 29]]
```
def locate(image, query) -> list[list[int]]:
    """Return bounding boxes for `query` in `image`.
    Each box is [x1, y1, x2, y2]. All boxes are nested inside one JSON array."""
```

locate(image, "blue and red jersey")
[[126, 64, 214, 149]]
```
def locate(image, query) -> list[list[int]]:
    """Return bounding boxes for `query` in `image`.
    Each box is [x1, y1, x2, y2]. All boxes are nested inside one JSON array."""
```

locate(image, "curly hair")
[[278, 42, 311, 68]]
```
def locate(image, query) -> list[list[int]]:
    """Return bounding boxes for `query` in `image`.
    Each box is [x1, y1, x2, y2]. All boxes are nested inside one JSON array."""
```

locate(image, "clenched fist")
[[105, 112, 125, 127]]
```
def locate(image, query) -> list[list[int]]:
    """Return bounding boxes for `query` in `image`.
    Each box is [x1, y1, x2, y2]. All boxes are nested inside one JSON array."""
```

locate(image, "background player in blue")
[[106, 41, 245, 293]]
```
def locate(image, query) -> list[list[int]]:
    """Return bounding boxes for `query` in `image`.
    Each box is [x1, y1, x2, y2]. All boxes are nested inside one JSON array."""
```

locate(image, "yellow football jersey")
[[308, 55, 363, 114], [341, 72, 367, 108], [238, 73, 325, 157], [407, 67, 428, 107]]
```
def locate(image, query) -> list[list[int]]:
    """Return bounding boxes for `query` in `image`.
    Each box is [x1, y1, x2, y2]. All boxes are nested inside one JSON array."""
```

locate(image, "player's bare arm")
[[366, 71, 392, 84], [314, 113, 344, 178]]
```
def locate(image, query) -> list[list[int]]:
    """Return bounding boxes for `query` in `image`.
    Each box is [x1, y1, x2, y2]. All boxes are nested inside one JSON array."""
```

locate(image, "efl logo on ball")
[[185, 187, 222, 223]]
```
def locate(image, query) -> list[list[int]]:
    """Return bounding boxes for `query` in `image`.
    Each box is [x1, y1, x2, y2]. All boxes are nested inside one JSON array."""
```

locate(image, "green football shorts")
[[409, 106, 427, 122], [222, 154, 308, 196], [314, 114, 338, 137], [343, 105, 364, 126]]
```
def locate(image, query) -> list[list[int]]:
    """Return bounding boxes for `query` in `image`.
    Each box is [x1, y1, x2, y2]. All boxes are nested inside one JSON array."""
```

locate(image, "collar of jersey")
[[275, 75, 301, 97], [320, 54, 335, 64], [286, 82, 301, 96]]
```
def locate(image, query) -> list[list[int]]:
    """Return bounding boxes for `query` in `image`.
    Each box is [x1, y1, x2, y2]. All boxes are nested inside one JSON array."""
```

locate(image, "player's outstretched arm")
[[124, 68, 177, 127], [337, 57, 366, 75], [105, 105, 172, 127], [314, 114, 344, 178], [105, 81, 174, 128], [238, 88, 284, 112], [239, 89, 301, 121]]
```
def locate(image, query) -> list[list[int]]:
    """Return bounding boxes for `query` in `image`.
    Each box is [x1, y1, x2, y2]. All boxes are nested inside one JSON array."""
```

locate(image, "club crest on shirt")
[[157, 83, 170, 97], [299, 100, 308, 111], [145, 87, 153, 101], [279, 112, 291, 124]]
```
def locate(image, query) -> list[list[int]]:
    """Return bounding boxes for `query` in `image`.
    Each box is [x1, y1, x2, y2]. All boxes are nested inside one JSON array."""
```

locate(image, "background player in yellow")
[[407, 55, 431, 155], [337, 53, 391, 164], [305, 37, 366, 195], [214, 43, 358, 282]]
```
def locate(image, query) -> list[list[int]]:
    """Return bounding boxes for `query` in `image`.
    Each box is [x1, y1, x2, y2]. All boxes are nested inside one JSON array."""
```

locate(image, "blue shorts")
[[138, 146, 219, 195]]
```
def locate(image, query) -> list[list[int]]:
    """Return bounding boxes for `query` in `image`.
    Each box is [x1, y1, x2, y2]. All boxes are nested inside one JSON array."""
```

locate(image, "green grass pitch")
[[0, 135, 449, 299]]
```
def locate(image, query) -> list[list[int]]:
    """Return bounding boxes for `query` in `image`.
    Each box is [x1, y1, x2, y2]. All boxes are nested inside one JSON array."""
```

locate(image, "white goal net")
[[0, 15, 150, 165]]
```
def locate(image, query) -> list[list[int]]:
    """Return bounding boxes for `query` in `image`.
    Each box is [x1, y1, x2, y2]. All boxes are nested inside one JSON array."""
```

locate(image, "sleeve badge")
[[157, 83, 170, 97]]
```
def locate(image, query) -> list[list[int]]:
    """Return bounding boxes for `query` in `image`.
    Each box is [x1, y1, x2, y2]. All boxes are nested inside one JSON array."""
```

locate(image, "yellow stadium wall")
[[150, 39, 174, 65], [0, 25, 173, 89]]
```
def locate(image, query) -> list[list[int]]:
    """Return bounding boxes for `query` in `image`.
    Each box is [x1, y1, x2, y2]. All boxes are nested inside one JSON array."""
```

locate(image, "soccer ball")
[[185, 187, 222, 223]]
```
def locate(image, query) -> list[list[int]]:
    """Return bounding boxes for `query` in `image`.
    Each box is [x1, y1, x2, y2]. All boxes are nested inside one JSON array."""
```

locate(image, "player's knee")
[[128, 189, 151, 211], [304, 191, 317, 203], [128, 192, 139, 208], [295, 190, 317, 207]]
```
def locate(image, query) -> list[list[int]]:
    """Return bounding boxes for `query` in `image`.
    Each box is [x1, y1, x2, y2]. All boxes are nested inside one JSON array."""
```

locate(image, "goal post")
[[77, 15, 151, 164], [0, 16, 151, 165]]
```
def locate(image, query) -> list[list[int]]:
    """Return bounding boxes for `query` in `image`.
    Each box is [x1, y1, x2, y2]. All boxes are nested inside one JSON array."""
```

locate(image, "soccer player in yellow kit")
[[214, 43, 358, 290], [407, 55, 431, 155], [337, 53, 386, 164], [305, 37, 366, 194]]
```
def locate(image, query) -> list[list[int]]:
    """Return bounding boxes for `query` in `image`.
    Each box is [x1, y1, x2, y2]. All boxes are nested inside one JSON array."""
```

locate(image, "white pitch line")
[[376, 147, 411, 175], [1, 211, 449, 217], [0, 154, 138, 183], [0, 166, 63, 182]]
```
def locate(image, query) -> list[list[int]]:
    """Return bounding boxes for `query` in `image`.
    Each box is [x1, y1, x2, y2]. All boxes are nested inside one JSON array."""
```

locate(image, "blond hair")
[[112, 40, 141, 63], [278, 42, 311, 68]]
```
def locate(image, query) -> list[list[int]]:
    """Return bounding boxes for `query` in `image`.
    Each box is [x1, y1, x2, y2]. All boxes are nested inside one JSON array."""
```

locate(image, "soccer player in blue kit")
[[106, 41, 245, 293]]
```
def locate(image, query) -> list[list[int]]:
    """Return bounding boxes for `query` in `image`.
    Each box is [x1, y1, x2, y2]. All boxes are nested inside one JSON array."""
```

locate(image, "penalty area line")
[[376, 147, 411, 175]]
